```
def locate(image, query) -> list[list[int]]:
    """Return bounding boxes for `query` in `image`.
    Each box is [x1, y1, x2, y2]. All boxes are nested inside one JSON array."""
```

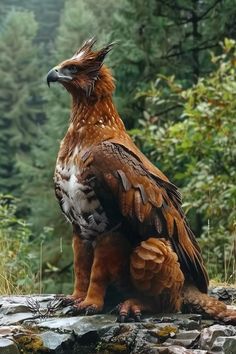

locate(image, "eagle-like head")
[[46, 38, 115, 98]]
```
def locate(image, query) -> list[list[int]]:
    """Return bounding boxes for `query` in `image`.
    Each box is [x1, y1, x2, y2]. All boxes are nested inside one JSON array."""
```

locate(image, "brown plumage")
[[47, 38, 236, 323]]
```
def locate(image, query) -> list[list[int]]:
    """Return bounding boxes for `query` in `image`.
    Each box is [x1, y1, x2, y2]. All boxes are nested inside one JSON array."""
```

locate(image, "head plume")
[[46, 38, 116, 98], [72, 37, 97, 59]]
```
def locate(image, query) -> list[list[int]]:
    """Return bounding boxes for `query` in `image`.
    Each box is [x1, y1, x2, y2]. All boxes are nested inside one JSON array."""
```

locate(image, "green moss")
[[15, 333, 44, 353], [148, 325, 178, 341]]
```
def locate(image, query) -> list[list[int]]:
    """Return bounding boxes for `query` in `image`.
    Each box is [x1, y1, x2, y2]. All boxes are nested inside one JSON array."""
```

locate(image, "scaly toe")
[[55, 296, 75, 307], [75, 300, 103, 315], [117, 300, 142, 323]]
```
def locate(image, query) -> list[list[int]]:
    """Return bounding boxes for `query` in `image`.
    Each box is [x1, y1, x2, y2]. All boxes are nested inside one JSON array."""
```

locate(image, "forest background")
[[0, 0, 236, 295]]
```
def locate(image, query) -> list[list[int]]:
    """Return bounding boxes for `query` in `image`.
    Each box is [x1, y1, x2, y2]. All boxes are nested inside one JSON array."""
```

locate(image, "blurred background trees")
[[0, 0, 235, 293], [0, 10, 43, 195]]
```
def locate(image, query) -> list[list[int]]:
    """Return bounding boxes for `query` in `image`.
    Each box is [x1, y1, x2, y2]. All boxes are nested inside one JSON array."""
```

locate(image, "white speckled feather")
[[54, 158, 109, 240]]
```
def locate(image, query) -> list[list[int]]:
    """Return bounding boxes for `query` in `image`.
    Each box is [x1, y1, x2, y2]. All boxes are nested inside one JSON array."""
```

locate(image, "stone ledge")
[[0, 288, 236, 354]]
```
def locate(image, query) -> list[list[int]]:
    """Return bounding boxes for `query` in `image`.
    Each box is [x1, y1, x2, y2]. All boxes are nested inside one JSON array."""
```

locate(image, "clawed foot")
[[55, 294, 85, 307], [70, 300, 103, 316], [117, 299, 143, 323], [55, 293, 103, 316]]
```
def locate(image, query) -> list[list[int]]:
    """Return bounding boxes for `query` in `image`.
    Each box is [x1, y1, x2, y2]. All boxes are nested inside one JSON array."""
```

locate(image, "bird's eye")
[[68, 65, 78, 73]]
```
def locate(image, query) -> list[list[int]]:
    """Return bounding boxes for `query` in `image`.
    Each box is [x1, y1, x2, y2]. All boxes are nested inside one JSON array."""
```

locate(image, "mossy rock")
[[14, 333, 44, 353]]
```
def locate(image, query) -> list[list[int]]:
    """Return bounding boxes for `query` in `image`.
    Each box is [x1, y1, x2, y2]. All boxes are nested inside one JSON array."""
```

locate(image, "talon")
[[85, 309, 90, 316], [85, 305, 97, 315], [75, 300, 102, 315], [55, 296, 75, 307], [117, 299, 143, 322], [67, 306, 81, 316]]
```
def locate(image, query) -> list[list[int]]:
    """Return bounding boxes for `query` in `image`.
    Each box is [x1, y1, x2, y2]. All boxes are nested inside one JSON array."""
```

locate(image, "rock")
[[199, 324, 236, 350], [0, 295, 55, 308], [133, 324, 162, 353], [99, 323, 139, 353], [0, 338, 20, 354], [37, 314, 116, 336], [0, 325, 20, 337], [14, 332, 44, 353], [100, 323, 195, 354], [153, 346, 208, 354], [0, 312, 34, 325], [148, 324, 178, 342], [162, 345, 194, 353], [0, 303, 30, 315], [1, 292, 236, 353], [151, 314, 203, 331], [39, 331, 73, 350], [151, 345, 194, 354], [174, 318, 201, 331], [163, 330, 200, 348], [209, 287, 236, 303], [211, 336, 236, 354]]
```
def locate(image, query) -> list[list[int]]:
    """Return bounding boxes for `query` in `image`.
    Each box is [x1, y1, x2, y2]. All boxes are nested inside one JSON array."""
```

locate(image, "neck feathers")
[[71, 97, 125, 132], [69, 65, 124, 138], [67, 87, 126, 151], [94, 66, 115, 98]]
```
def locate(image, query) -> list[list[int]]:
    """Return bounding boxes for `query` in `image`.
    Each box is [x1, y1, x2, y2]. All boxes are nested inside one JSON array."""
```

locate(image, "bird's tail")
[[182, 285, 236, 324]]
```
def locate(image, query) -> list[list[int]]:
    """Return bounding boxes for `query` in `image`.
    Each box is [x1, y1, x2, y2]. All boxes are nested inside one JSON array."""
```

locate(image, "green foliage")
[[110, 0, 236, 125], [132, 39, 236, 281], [0, 0, 65, 47], [0, 195, 38, 294], [0, 10, 44, 195]]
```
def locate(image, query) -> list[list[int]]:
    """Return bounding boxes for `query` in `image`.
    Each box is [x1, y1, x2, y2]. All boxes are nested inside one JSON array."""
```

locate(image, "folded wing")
[[82, 141, 208, 293]]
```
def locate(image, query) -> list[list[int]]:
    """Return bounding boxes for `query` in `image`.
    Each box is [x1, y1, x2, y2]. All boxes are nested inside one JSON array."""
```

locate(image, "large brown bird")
[[47, 38, 236, 323]]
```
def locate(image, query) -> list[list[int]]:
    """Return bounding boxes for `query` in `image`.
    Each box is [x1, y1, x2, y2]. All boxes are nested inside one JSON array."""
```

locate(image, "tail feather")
[[182, 285, 236, 324]]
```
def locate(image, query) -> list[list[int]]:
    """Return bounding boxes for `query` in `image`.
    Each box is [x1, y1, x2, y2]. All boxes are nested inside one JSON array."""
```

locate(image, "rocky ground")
[[0, 287, 236, 354]]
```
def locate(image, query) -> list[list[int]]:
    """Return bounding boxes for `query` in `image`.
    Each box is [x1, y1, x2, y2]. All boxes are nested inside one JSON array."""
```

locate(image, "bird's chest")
[[54, 163, 109, 240]]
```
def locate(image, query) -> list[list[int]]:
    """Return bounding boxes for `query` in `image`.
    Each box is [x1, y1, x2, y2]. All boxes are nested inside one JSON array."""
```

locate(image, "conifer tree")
[[111, 0, 236, 124], [0, 0, 65, 48], [0, 10, 43, 195]]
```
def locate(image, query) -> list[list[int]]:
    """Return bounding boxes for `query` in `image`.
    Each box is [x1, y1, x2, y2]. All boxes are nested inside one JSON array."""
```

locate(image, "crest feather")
[[73, 37, 96, 58]]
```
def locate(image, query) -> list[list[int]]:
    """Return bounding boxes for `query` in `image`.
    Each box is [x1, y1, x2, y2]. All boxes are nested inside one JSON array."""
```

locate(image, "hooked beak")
[[46, 68, 72, 87]]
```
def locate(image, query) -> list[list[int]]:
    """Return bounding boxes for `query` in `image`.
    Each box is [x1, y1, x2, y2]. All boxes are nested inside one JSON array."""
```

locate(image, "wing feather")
[[83, 141, 209, 293], [134, 190, 145, 222]]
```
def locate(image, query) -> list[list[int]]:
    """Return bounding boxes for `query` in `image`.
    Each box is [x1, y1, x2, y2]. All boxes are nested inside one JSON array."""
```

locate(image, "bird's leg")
[[60, 228, 93, 307], [71, 234, 94, 304], [76, 252, 108, 314], [117, 298, 152, 322], [76, 232, 131, 314]]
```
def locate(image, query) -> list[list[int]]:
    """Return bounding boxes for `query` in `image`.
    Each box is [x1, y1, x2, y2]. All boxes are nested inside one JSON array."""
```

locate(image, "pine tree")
[[111, 0, 236, 124], [0, 0, 65, 48], [0, 10, 43, 195]]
